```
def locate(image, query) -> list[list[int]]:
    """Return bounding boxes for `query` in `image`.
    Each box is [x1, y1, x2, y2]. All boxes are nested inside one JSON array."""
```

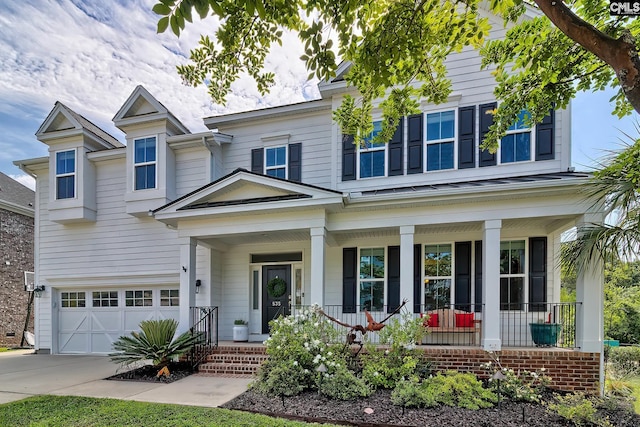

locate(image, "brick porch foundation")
[[421, 347, 600, 393]]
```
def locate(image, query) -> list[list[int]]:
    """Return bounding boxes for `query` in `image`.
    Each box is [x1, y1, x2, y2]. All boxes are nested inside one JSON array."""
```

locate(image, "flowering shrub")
[[480, 352, 551, 402], [253, 305, 349, 396]]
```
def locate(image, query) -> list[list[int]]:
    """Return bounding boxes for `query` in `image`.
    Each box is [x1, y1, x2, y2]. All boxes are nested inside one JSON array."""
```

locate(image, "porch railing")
[[189, 306, 218, 369], [500, 302, 580, 349]]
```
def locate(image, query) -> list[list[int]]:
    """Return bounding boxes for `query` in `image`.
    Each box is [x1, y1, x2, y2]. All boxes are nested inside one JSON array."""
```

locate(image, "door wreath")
[[267, 277, 287, 298]]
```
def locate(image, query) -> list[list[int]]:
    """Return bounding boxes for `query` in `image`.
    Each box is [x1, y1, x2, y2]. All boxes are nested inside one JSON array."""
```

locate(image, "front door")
[[262, 265, 291, 334]]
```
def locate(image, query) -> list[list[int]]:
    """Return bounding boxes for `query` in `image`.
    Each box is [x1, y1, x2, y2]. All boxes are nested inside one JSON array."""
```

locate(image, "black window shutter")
[[479, 102, 497, 167], [475, 240, 483, 312], [341, 134, 356, 181], [455, 242, 472, 311], [387, 246, 401, 312], [535, 109, 555, 161], [251, 148, 264, 174], [407, 114, 423, 174], [388, 118, 404, 176], [413, 244, 422, 313], [288, 143, 302, 182], [529, 237, 547, 312], [342, 247, 357, 313], [458, 106, 476, 169]]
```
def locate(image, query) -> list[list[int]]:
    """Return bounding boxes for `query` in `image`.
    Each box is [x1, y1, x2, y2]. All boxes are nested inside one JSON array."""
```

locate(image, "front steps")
[[197, 344, 268, 377]]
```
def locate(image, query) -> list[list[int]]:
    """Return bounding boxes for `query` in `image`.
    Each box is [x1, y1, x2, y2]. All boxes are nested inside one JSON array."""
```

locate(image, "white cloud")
[[8, 173, 36, 191]]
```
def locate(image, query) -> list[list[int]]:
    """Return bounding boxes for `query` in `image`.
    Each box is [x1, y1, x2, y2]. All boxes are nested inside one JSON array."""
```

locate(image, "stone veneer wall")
[[0, 208, 34, 347], [422, 347, 600, 393]]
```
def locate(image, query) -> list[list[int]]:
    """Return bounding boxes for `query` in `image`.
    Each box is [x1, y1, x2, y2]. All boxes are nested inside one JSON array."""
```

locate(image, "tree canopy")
[[153, 0, 640, 149]]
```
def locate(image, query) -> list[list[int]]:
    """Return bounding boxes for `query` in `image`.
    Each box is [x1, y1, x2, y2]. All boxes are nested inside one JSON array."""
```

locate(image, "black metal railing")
[[500, 302, 579, 348], [190, 306, 218, 369]]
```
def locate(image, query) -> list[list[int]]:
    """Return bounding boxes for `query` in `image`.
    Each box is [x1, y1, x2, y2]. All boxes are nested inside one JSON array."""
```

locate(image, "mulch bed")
[[105, 361, 194, 384], [222, 389, 640, 427]]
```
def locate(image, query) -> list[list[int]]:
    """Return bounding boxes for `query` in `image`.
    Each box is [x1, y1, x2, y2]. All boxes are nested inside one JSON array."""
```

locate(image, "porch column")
[[575, 213, 604, 353], [400, 225, 415, 313], [310, 227, 326, 307], [178, 237, 197, 335], [482, 220, 502, 351]]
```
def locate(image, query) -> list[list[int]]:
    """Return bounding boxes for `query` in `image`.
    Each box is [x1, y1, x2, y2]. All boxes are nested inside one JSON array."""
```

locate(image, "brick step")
[[196, 345, 268, 377], [205, 353, 269, 364], [198, 361, 264, 376], [209, 345, 267, 355]]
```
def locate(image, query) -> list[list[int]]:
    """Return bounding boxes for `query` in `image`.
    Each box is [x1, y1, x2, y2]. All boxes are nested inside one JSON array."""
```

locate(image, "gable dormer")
[[113, 86, 191, 216], [36, 102, 123, 223]]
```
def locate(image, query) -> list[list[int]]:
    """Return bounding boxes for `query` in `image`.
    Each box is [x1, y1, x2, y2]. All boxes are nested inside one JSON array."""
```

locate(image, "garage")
[[57, 287, 180, 354]]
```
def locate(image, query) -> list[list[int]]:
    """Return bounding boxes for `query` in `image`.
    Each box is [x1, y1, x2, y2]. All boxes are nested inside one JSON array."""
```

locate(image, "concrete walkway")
[[0, 350, 251, 407]]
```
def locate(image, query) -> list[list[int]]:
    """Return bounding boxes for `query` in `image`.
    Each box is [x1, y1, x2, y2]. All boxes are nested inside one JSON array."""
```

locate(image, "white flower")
[[293, 361, 298, 366], [327, 352, 333, 357]]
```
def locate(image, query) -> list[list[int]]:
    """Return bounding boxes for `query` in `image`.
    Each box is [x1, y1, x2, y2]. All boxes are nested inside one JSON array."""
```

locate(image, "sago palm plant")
[[110, 319, 201, 375]]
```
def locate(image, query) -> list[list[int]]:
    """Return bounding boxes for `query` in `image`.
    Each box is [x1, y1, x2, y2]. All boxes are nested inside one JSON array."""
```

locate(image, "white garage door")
[[58, 288, 180, 354]]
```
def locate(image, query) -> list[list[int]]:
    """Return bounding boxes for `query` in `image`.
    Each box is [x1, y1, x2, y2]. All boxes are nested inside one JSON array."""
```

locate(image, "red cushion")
[[426, 313, 439, 328], [455, 313, 474, 327]]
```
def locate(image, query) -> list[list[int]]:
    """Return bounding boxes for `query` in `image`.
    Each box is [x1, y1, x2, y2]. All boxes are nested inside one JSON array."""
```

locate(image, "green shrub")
[[109, 319, 201, 370], [608, 346, 640, 377], [480, 354, 551, 402], [317, 365, 371, 400], [391, 371, 497, 409], [252, 360, 308, 397], [548, 393, 612, 427]]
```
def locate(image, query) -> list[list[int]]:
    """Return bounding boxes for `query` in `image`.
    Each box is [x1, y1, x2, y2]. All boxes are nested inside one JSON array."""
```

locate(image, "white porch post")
[[575, 213, 604, 353], [178, 237, 197, 335], [482, 219, 502, 351], [400, 225, 415, 312], [310, 227, 326, 307]]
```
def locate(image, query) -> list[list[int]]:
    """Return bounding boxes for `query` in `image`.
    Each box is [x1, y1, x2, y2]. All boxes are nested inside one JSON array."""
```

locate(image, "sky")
[[0, 0, 638, 191]]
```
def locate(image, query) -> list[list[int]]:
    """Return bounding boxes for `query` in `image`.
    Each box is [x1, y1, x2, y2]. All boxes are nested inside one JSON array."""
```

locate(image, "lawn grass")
[[0, 348, 9, 353], [0, 395, 334, 427], [629, 377, 640, 414]]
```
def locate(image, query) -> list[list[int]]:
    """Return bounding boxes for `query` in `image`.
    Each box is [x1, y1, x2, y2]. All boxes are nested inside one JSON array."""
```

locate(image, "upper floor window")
[[55, 150, 76, 199], [359, 121, 385, 178], [134, 137, 157, 190], [501, 110, 531, 163], [359, 247, 385, 311], [265, 146, 287, 178], [424, 244, 452, 309], [500, 240, 526, 310], [425, 111, 455, 171]]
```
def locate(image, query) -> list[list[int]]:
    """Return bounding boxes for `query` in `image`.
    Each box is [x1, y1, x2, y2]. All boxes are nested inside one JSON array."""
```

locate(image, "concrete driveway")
[[0, 350, 251, 407]]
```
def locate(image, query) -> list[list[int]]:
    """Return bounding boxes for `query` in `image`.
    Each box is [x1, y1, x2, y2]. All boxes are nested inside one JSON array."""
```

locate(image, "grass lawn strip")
[[0, 395, 337, 427]]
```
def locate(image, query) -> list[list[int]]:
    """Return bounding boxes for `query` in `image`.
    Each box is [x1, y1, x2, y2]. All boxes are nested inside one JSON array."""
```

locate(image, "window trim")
[[55, 149, 77, 200], [133, 136, 158, 191], [125, 289, 154, 307], [357, 121, 387, 179], [424, 109, 457, 172], [264, 145, 288, 179], [92, 291, 119, 308], [423, 242, 454, 309], [357, 247, 386, 312], [61, 291, 86, 308], [499, 110, 534, 165], [160, 289, 180, 307], [499, 239, 528, 311]]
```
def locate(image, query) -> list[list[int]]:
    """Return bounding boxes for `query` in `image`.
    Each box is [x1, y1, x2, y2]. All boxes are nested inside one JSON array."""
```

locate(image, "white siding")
[[175, 148, 209, 197]]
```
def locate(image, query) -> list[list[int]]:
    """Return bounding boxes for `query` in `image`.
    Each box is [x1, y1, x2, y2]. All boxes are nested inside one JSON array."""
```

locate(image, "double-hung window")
[[359, 121, 385, 178], [501, 110, 531, 163], [500, 240, 526, 310], [134, 137, 157, 190], [425, 111, 455, 171], [423, 244, 452, 309], [359, 248, 385, 311], [265, 146, 287, 178], [55, 150, 76, 199]]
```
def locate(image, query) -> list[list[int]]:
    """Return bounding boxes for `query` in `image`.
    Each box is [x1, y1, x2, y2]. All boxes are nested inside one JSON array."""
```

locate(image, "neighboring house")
[[15, 7, 604, 392], [0, 172, 35, 347]]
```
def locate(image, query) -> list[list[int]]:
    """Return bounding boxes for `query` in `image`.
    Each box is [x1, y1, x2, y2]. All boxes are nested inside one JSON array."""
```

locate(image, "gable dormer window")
[[55, 149, 76, 199], [359, 121, 386, 178], [425, 111, 455, 171], [501, 110, 531, 163], [134, 136, 157, 190], [265, 146, 287, 178]]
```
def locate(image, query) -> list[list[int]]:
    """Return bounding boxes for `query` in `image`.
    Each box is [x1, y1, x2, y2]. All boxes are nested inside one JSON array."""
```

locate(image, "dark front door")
[[262, 265, 291, 334], [262, 264, 291, 334]]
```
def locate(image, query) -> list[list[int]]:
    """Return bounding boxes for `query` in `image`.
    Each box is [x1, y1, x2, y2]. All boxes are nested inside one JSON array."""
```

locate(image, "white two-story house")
[[15, 7, 604, 392]]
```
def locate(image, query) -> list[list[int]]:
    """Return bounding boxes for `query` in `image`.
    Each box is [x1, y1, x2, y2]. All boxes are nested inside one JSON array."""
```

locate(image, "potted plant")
[[233, 319, 249, 342], [529, 320, 562, 346]]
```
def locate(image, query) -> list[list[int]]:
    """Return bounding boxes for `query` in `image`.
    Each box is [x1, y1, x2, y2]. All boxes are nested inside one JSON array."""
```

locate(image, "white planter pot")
[[233, 325, 249, 342]]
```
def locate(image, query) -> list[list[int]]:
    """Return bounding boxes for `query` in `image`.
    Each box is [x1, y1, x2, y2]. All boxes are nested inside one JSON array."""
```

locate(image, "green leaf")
[[170, 15, 180, 36], [157, 16, 170, 33], [152, 3, 171, 16]]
